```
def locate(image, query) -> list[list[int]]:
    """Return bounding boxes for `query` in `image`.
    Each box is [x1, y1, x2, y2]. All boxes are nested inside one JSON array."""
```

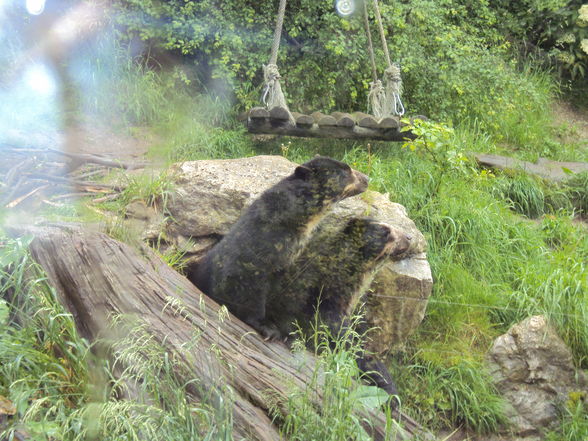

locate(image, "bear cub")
[[188, 156, 369, 339], [269, 217, 412, 399]]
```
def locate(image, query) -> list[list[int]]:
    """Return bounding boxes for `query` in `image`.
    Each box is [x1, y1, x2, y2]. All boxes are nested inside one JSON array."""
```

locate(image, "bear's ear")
[[294, 165, 312, 180]]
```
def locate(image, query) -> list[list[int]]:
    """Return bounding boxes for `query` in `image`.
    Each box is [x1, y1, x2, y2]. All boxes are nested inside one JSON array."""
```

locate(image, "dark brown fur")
[[187, 157, 368, 339], [269, 217, 411, 401]]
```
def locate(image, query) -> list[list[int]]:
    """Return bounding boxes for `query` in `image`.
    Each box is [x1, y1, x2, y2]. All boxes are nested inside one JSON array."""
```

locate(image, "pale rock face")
[[487, 315, 587, 437], [135, 155, 433, 349]]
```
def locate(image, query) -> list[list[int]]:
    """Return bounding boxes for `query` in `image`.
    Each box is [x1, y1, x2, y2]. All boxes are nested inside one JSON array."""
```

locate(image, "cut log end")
[[378, 116, 400, 129], [249, 107, 270, 119], [292, 112, 314, 127], [332, 112, 356, 128], [269, 106, 291, 121], [353, 112, 379, 129], [311, 111, 337, 127]]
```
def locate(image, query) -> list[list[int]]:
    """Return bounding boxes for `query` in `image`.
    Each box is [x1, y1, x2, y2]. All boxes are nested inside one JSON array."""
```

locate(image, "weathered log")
[[249, 106, 270, 120], [11, 224, 433, 441], [269, 106, 291, 121], [246, 108, 416, 141], [353, 112, 379, 129], [378, 116, 400, 130]]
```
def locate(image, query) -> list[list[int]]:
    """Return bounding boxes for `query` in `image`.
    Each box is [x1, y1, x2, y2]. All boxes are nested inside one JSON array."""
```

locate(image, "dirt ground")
[[68, 122, 156, 161], [554, 101, 588, 144]]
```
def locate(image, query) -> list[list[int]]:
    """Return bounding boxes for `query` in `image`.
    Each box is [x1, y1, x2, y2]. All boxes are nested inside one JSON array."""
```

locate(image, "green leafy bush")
[[114, 0, 556, 142], [495, 1, 588, 80]]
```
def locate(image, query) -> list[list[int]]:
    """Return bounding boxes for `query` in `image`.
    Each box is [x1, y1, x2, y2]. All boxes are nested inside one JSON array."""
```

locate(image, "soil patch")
[[554, 101, 588, 144]]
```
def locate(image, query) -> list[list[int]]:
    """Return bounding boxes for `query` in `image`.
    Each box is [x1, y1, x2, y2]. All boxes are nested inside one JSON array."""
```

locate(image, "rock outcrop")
[[487, 315, 587, 438], [137, 155, 433, 350]]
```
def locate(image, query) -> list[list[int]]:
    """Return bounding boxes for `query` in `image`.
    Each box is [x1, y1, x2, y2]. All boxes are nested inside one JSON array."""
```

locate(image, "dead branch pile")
[[0, 145, 145, 210]]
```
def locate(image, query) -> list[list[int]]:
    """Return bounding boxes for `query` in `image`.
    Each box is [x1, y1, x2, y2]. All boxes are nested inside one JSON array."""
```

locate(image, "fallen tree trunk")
[[10, 223, 432, 440]]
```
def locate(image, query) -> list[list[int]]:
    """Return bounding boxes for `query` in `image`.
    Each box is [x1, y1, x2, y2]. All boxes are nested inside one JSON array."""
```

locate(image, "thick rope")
[[371, 0, 392, 68], [364, 1, 388, 118], [363, 1, 378, 83], [384, 64, 404, 116], [262, 0, 292, 118], [269, 0, 287, 66], [371, 0, 405, 117], [367, 80, 386, 118]]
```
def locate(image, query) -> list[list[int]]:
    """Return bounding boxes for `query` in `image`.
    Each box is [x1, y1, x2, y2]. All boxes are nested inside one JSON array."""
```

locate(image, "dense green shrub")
[[114, 0, 555, 140], [494, 1, 588, 80]]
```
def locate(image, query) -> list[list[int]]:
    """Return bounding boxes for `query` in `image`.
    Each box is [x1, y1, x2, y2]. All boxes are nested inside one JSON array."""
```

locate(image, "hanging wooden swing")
[[246, 0, 421, 141]]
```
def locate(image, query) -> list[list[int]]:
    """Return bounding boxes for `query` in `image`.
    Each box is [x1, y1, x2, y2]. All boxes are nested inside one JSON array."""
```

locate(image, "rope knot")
[[368, 80, 386, 119], [384, 64, 402, 83], [263, 63, 281, 82], [261, 64, 292, 120], [383, 64, 404, 116]]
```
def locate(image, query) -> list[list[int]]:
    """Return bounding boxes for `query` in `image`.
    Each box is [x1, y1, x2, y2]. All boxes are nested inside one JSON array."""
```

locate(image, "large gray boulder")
[[156, 155, 432, 350], [487, 315, 587, 438]]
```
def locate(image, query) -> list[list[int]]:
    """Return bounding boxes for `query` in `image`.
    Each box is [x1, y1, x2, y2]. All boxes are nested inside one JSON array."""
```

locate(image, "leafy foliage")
[[114, 0, 557, 137], [495, 1, 588, 80]]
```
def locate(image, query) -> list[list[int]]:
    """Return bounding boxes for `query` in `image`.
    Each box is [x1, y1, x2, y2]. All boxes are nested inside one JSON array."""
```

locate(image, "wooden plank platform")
[[247, 107, 418, 141]]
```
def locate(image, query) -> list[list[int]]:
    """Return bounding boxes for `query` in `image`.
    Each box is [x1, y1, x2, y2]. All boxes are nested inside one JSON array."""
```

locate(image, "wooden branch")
[[42, 200, 66, 208], [8, 224, 433, 441], [46, 148, 147, 170], [50, 192, 96, 200], [70, 169, 108, 181], [91, 194, 120, 204], [24, 173, 125, 192], [5, 185, 49, 208], [2, 146, 145, 170]]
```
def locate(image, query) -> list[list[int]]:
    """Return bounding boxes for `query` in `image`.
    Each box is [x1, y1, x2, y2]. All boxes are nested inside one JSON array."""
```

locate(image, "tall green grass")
[[0, 236, 233, 441], [546, 398, 588, 441], [273, 315, 399, 441], [0, 236, 414, 440]]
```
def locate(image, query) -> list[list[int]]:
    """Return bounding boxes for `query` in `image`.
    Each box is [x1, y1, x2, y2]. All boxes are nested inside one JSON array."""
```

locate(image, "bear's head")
[[292, 156, 369, 205], [343, 218, 411, 263]]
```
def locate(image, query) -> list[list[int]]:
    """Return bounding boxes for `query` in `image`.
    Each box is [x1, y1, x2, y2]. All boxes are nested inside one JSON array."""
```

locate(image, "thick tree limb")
[[9, 224, 432, 441]]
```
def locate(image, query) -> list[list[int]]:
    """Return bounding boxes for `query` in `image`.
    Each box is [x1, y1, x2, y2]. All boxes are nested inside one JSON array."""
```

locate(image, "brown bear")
[[187, 156, 369, 339], [268, 217, 412, 400]]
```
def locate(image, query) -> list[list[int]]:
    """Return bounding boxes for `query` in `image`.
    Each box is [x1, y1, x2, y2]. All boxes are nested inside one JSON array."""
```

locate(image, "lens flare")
[[26, 0, 45, 15], [335, 0, 356, 17], [24, 64, 56, 96]]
